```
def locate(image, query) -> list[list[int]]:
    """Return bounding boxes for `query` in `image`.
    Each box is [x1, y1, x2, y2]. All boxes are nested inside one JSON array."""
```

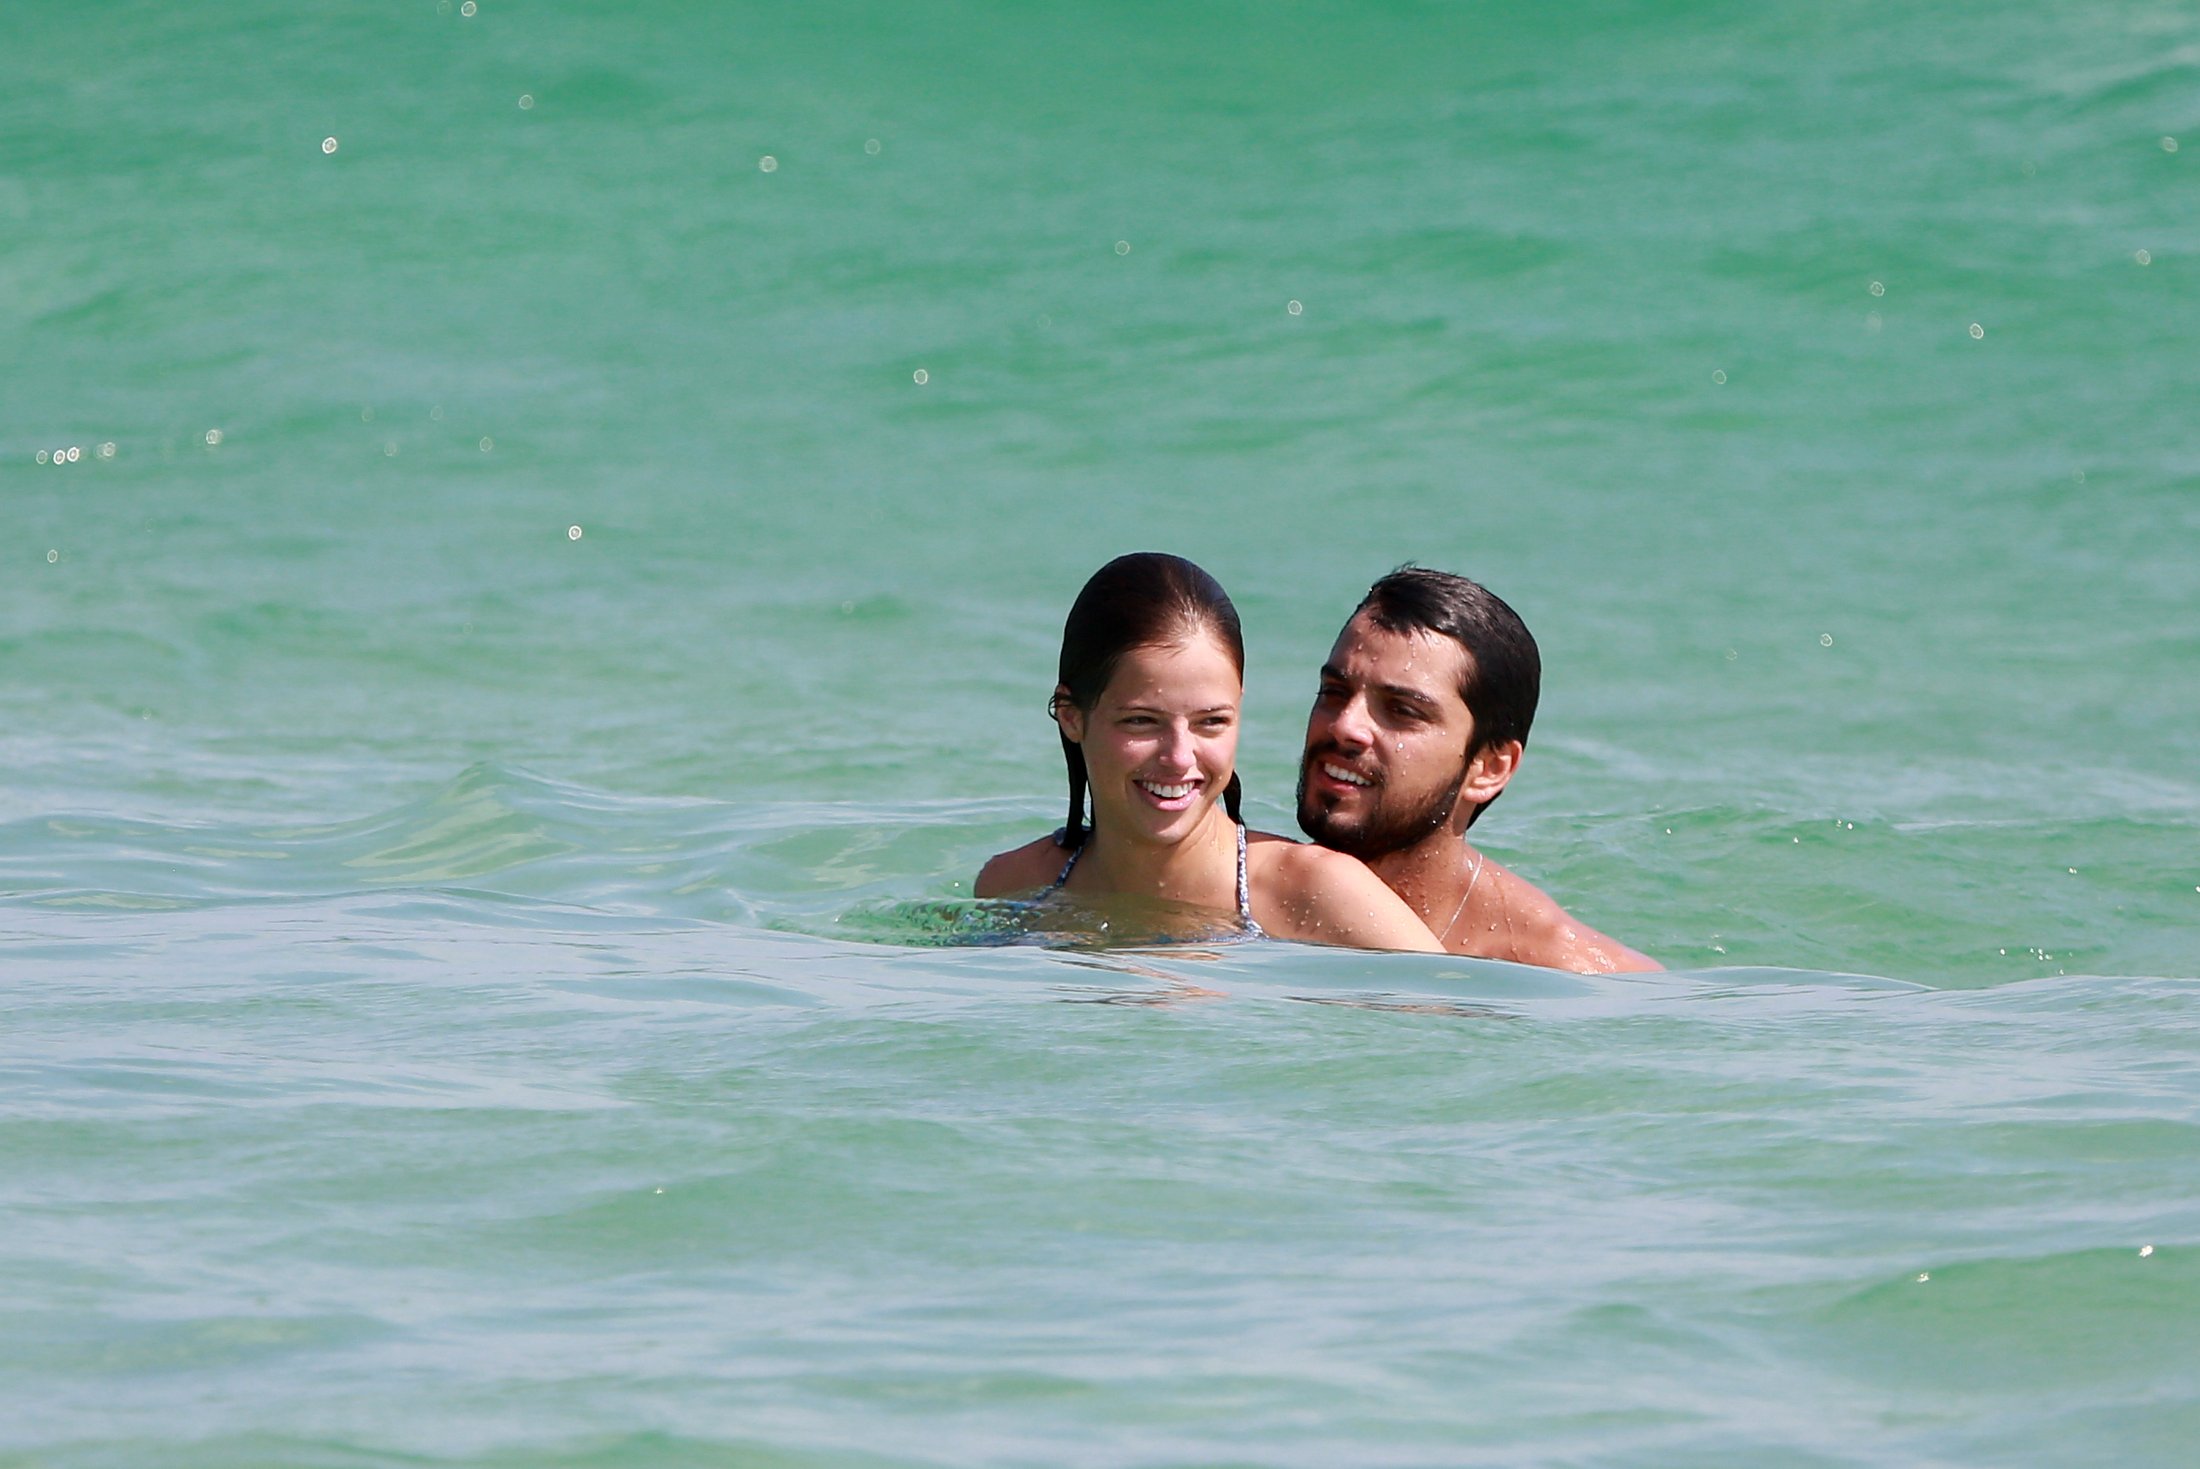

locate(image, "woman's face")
[[1058, 629, 1242, 848]]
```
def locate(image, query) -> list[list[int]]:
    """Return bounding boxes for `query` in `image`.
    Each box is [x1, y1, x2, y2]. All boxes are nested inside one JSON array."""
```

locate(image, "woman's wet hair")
[[1054, 552, 1245, 847]]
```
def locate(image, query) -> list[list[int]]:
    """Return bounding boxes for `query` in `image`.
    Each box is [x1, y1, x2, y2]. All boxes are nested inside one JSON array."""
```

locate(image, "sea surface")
[[5, 2, 2198, 1464]]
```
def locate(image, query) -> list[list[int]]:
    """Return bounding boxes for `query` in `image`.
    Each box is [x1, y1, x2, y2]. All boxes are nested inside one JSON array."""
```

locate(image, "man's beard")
[[1295, 747, 1467, 859]]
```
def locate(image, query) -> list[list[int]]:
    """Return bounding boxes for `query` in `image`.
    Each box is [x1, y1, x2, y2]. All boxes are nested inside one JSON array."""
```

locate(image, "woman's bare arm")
[[1250, 838, 1444, 953]]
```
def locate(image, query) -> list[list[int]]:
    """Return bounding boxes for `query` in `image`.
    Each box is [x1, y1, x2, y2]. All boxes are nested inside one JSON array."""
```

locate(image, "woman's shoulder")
[[974, 832, 1075, 899], [1244, 830, 1379, 890]]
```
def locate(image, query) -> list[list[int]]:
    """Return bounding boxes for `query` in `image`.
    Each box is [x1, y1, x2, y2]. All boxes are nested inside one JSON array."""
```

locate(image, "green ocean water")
[[5, 1, 2198, 1463]]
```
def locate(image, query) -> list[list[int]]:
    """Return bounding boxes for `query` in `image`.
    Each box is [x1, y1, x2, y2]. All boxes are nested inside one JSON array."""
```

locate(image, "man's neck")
[[1364, 829, 1477, 926]]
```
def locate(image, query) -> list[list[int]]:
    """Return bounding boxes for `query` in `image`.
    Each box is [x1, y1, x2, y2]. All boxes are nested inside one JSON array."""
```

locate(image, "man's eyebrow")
[[1317, 666, 1442, 708]]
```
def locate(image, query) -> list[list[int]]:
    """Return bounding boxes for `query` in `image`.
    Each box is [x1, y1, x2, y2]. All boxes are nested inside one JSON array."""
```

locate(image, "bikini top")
[[1037, 823, 1266, 939]]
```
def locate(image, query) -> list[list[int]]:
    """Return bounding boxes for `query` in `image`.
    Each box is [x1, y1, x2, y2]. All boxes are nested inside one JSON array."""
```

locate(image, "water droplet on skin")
[[568, 525, 583, 540], [758, 155, 778, 173], [1114, 239, 1130, 255], [912, 368, 929, 385], [1969, 322, 1985, 339], [321, 137, 338, 155]]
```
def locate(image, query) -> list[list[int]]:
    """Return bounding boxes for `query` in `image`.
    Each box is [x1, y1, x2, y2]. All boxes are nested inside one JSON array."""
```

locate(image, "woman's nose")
[[1158, 722, 1198, 770]]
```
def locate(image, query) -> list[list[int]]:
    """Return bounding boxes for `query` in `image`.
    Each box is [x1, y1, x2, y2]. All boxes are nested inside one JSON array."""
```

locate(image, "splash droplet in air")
[[2163, 136, 2179, 154], [1287, 299, 1303, 316], [479, 436, 494, 451], [1115, 239, 1130, 255], [2135, 249, 2152, 266], [99, 441, 116, 458], [35, 450, 49, 464], [519, 94, 534, 110], [568, 525, 583, 541], [204, 429, 223, 446], [1820, 633, 1834, 647], [912, 368, 930, 385], [1969, 322, 1985, 339], [460, 0, 477, 15], [2140, 1244, 2155, 1258], [48, 549, 59, 563], [864, 138, 881, 155], [759, 155, 778, 173], [65, 446, 80, 462], [383, 442, 398, 457], [322, 137, 338, 155], [1712, 369, 1727, 385], [1869, 280, 1884, 297]]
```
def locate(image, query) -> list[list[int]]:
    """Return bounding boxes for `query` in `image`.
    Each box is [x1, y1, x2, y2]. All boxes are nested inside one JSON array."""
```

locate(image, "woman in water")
[[976, 553, 1443, 951]]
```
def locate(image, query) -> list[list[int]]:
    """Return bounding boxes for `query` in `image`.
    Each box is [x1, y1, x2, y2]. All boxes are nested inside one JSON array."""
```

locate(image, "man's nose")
[[1329, 694, 1375, 750]]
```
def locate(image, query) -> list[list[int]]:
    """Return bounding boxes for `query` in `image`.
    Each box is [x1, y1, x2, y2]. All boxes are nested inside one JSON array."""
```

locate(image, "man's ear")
[[1052, 686, 1085, 743], [1461, 739, 1521, 805]]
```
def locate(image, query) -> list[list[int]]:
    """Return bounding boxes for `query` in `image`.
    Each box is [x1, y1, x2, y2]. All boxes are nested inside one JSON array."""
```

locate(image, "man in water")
[[1297, 566, 1661, 973]]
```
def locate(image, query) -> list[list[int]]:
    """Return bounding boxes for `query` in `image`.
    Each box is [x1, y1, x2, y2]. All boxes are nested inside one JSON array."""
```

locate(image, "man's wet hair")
[[1354, 565, 1540, 826], [1052, 552, 1245, 848]]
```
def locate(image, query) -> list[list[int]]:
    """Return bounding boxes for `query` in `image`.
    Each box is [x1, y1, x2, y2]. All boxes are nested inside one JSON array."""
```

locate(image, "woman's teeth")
[[1139, 781, 1197, 799], [1322, 762, 1372, 787]]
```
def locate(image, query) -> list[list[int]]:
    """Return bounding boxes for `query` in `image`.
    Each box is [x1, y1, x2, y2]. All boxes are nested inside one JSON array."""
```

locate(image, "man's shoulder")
[[975, 834, 1071, 899], [1478, 859, 1661, 973]]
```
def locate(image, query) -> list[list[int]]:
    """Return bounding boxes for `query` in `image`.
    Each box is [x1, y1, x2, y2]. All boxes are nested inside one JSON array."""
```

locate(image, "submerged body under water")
[[4, 770, 2196, 1465]]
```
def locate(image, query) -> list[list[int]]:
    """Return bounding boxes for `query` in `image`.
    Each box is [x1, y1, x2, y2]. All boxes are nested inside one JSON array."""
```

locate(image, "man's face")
[[1297, 614, 1478, 858]]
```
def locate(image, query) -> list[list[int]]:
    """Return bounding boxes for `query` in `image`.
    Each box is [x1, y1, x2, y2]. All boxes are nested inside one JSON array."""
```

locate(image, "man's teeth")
[[1322, 762, 1372, 788], [1140, 781, 1196, 799]]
